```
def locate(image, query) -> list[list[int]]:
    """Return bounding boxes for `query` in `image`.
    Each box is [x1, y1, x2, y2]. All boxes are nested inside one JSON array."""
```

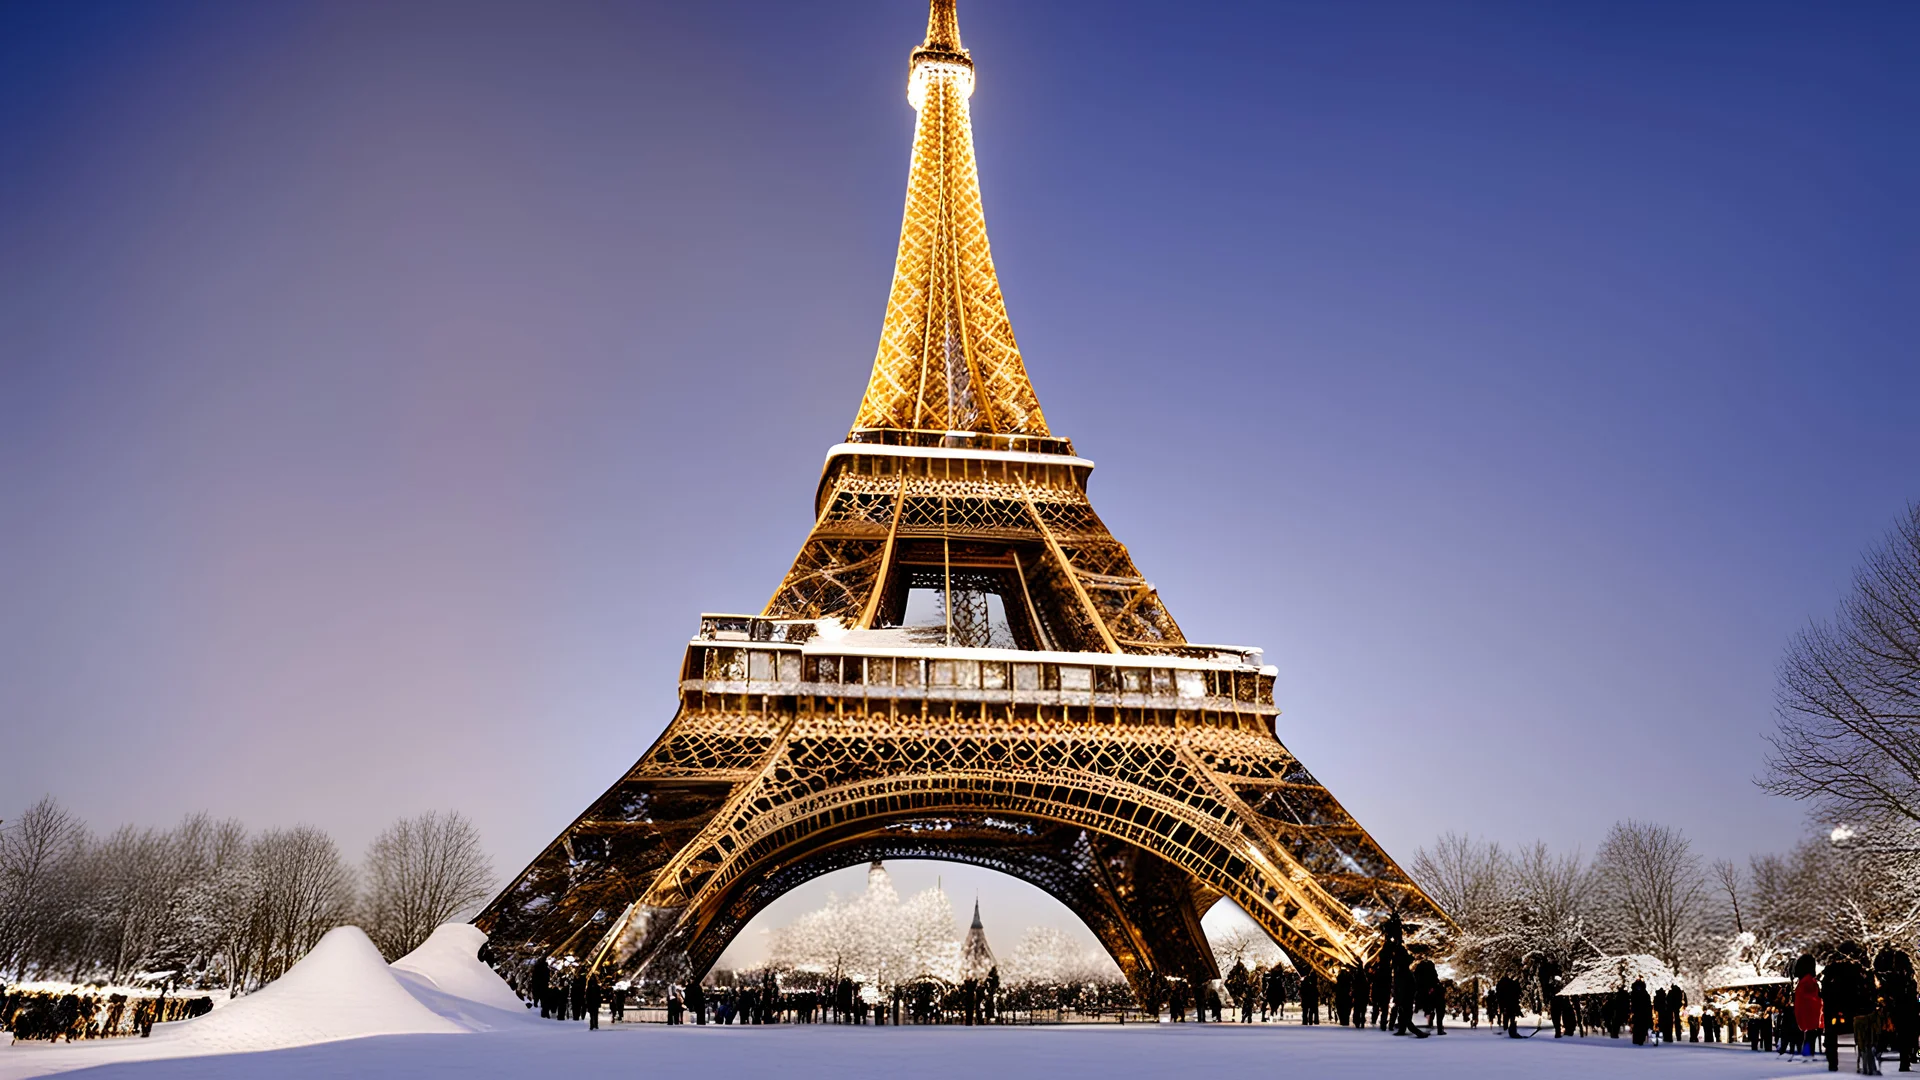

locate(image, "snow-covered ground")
[[0, 923, 536, 1078], [0, 924, 1827, 1080], [2, 1020, 1831, 1080]]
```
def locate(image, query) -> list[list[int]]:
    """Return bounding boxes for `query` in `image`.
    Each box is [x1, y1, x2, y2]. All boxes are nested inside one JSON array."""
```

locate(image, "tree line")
[[0, 801, 493, 991], [1412, 819, 1919, 991], [1417, 502, 1920, 991]]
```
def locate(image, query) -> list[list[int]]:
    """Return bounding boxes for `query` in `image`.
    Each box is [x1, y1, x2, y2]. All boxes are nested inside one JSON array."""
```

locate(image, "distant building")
[[959, 899, 996, 983]]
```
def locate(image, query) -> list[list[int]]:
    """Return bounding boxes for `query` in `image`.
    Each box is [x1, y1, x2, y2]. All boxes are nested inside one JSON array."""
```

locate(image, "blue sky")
[[3, 0, 1915, 946]]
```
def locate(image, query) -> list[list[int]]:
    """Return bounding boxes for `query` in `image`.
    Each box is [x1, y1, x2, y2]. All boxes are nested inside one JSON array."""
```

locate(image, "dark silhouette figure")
[[584, 976, 602, 1031], [1412, 961, 1441, 1034], [1537, 957, 1564, 1037], [1264, 966, 1285, 1023], [1497, 975, 1523, 1039], [1654, 986, 1670, 1044], [1351, 961, 1370, 1028], [1823, 948, 1869, 1073], [1630, 979, 1653, 1045], [531, 957, 551, 1018], [1877, 950, 1918, 1072], [1301, 971, 1320, 1025], [1393, 956, 1427, 1038]]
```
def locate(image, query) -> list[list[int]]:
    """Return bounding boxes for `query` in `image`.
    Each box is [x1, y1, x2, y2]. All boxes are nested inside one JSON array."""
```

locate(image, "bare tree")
[[1210, 927, 1262, 972], [1588, 821, 1708, 971], [1711, 858, 1746, 936], [1411, 832, 1509, 935], [249, 826, 354, 986], [1412, 832, 1518, 978], [360, 812, 494, 960], [1510, 841, 1589, 972], [1764, 503, 1920, 833], [163, 817, 251, 984], [0, 797, 86, 978]]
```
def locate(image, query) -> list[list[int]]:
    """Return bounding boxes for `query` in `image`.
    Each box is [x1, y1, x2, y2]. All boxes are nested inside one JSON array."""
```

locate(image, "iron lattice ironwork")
[[476, 0, 1451, 996]]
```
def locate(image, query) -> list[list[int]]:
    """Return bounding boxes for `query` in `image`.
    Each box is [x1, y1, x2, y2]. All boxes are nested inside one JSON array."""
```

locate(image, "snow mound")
[[389, 924, 532, 1028], [154, 926, 468, 1053]]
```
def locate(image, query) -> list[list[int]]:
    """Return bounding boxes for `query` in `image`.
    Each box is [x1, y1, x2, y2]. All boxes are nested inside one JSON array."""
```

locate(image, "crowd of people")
[[1752, 948, 1918, 1074], [1533, 945, 1919, 1074], [499, 924, 1920, 1076], [511, 958, 1006, 1028], [0, 985, 214, 1042]]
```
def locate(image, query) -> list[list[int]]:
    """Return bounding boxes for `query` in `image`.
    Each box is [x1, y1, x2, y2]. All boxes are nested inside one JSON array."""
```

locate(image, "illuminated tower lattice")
[[476, 0, 1450, 995]]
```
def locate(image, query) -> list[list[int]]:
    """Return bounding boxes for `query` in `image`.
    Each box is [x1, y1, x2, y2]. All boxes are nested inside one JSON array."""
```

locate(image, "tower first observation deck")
[[475, 0, 1451, 998]]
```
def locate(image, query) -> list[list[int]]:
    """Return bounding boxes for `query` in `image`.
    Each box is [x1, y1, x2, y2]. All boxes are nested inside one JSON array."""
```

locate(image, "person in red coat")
[[1795, 954, 1824, 1060]]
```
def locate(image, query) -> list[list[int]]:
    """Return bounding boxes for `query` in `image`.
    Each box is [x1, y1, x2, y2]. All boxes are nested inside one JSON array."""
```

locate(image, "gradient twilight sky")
[[3, 0, 1916, 953]]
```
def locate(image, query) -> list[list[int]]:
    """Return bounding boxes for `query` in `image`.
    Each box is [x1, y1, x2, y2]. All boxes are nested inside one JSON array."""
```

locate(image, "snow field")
[[0, 924, 534, 1078], [1, 924, 1824, 1080], [6, 1018, 1825, 1080]]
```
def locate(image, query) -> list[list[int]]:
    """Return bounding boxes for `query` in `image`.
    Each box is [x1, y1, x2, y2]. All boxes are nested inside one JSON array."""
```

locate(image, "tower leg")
[[1081, 837, 1219, 1000]]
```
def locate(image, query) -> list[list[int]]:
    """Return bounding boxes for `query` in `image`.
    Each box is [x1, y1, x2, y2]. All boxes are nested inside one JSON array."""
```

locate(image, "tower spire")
[[852, 0, 1048, 437], [925, 0, 961, 51]]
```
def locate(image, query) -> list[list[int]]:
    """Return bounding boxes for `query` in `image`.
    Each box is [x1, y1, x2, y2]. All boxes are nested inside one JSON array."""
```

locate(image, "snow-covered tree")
[[766, 863, 958, 990], [359, 811, 494, 960], [1001, 925, 1119, 986], [1508, 840, 1590, 975], [0, 797, 86, 979], [1587, 821, 1709, 972]]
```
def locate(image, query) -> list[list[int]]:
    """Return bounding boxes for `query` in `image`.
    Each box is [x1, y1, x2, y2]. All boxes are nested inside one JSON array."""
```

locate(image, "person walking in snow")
[[1393, 954, 1427, 1038], [1877, 950, 1918, 1072], [610, 982, 626, 1024], [1374, 911, 1404, 1030], [1654, 985, 1669, 1043], [1823, 948, 1871, 1074], [1857, 981, 1885, 1077], [584, 975, 602, 1031], [1226, 961, 1250, 1022], [1497, 975, 1523, 1039], [1536, 957, 1563, 1038], [1301, 972, 1319, 1025], [531, 956, 551, 1018], [1794, 954, 1824, 1061], [1630, 979, 1653, 1045], [1411, 959, 1437, 1034], [1351, 962, 1370, 1028]]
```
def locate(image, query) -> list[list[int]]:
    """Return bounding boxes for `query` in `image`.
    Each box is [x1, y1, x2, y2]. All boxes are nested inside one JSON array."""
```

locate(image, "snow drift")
[[149, 926, 471, 1053], [389, 924, 532, 1029], [0, 924, 534, 1077]]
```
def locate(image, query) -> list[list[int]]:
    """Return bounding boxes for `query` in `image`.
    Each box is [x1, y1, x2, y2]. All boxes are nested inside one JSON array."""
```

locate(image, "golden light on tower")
[[476, 0, 1451, 996], [857, 0, 1043, 437]]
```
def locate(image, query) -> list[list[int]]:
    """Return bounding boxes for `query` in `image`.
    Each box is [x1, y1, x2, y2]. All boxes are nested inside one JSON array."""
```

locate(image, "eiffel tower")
[[476, 0, 1449, 995]]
